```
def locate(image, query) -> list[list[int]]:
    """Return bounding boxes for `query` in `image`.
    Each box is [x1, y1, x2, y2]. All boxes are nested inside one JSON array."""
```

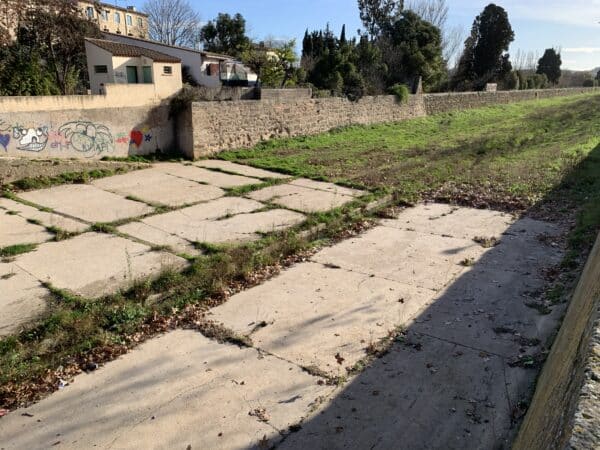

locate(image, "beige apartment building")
[[78, 1, 148, 39], [0, 1, 148, 41]]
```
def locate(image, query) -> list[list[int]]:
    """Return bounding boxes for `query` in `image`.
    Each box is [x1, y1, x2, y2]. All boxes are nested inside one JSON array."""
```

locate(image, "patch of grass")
[[0, 243, 37, 258], [224, 178, 288, 197], [220, 93, 600, 212], [45, 226, 78, 242], [90, 223, 117, 234], [5, 168, 130, 192]]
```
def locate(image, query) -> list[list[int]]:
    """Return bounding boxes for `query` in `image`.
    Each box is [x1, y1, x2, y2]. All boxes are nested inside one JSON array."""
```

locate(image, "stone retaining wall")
[[513, 233, 600, 450], [186, 87, 598, 158], [423, 87, 597, 114], [185, 95, 426, 158]]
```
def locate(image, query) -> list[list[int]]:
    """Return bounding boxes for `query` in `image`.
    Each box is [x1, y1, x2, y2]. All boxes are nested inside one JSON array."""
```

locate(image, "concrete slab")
[[0, 198, 88, 233], [153, 162, 260, 187], [0, 210, 53, 247], [0, 262, 51, 336], [289, 178, 365, 197], [117, 221, 201, 256], [279, 332, 518, 450], [211, 262, 435, 376], [381, 203, 514, 240], [14, 233, 186, 298], [139, 197, 268, 244], [167, 209, 306, 244], [92, 169, 224, 207], [18, 185, 153, 224], [195, 160, 291, 179], [0, 330, 333, 450], [248, 183, 356, 213], [312, 226, 487, 291]]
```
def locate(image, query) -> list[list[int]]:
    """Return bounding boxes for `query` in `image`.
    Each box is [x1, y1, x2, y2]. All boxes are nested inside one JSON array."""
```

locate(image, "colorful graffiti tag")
[[0, 120, 10, 152], [13, 126, 49, 152], [0, 118, 148, 157], [129, 125, 153, 148], [58, 121, 115, 156]]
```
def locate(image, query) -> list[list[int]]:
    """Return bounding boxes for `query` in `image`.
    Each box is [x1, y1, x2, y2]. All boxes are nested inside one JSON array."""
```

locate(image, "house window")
[[137, 17, 143, 28], [163, 66, 173, 75], [101, 10, 108, 20], [126, 14, 133, 26], [85, 6, 94, 18], [114, 12, 121, 23], [94, 65, 108, 74]]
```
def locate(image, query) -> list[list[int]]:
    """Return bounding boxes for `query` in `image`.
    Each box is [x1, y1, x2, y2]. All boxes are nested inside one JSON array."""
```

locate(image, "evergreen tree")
[[340, 24, 347, 46], [452, 3, 514, 90], [199, 13, 251, 58], [536, 48, 562, 85]]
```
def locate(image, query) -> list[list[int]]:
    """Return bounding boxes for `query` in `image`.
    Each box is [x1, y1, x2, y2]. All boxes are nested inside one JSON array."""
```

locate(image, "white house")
[[101, 32, 258, 87], [85, 38, 182, 99]]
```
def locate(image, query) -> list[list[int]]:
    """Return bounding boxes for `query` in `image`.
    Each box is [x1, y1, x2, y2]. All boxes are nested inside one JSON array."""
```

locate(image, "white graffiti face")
[[13, 126, 49, 152]]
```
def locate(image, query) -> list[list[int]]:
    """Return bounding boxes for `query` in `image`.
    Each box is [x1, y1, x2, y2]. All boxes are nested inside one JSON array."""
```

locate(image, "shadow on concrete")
[[270, 145, 600, 450]]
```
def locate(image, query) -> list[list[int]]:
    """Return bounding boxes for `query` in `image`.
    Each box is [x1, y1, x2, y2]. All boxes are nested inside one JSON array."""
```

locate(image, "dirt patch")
[[0, 157, 149, 186]]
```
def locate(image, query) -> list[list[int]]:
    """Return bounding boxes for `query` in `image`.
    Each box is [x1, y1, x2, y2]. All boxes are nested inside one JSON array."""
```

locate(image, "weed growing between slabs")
[[0, 198, 381, 409]]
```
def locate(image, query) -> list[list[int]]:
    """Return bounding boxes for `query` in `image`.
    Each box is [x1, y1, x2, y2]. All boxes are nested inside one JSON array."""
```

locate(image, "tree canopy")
[[452, 3, 514, 90], [200, 13, 251, 58], [0, 0, 101, 95], [536, 48, 562, 85]]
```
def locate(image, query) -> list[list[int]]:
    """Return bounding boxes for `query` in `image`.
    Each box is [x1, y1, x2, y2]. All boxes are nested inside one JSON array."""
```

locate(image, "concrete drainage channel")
[[0, 170, 580, 450]]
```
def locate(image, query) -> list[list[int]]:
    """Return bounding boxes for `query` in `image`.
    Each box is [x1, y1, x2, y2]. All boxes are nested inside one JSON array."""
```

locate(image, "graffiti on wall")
[[0, 117, 160, 157], [13, 126, 49, 152], [58, 121, 115, 156], [129, 126, 153, 148], [0, 120, 10, 152]]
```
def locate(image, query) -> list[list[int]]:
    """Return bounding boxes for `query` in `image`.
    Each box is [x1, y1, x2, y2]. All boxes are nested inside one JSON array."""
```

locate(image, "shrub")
[[582, 79, 595, 87], [388, 84, 410, 103]]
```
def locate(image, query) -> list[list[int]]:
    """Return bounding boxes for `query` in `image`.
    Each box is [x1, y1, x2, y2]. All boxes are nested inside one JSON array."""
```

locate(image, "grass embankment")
[[221, 93, 600, 263], [2, 93, 599, 408]]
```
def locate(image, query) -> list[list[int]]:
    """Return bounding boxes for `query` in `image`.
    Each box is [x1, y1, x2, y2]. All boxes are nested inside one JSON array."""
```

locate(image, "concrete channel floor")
[[0, 202, 566, 450], [0, 161, 363, 336]]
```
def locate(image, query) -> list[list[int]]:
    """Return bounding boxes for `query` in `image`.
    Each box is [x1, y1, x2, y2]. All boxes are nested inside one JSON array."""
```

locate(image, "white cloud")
[[563, 48, 600, 54]]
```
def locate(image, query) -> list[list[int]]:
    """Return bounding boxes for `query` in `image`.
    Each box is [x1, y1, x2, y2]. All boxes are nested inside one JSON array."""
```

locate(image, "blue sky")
[[123, 0, 600, 70]]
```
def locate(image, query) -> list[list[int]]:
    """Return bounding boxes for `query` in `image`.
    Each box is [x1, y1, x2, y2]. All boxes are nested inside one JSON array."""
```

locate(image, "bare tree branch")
[[143, 0, 201, 48]]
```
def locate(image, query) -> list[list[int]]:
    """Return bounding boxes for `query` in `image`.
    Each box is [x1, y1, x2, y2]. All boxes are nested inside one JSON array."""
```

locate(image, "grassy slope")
[[221, 94, 600, 208], [222, 93, 600, 259]]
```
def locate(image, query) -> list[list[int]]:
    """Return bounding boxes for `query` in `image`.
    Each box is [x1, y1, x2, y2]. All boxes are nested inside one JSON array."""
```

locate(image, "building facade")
[[0, 1, 148, 42], [85, 38, 182, 98], [78, 1, 148, 39]]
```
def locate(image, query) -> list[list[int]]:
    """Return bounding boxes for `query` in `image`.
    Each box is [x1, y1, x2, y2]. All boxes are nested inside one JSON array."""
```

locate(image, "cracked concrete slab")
[[289, 179, 365, 197], [0, 210, 53, 247], [92, 169, 224, 207], [247, 183, 357, 213], [13, 233, 186, 298], [194, 160, 291, 179], [279, 332, 519, 450], [18, 184, 153, 224], [210, 262, 435, 376], [153, 162, 260, 187], [381, 203, 514, 240], [117, 221, 201, 256], [137, 197, 277, 244], [0, 262, 51, 336], [165, 209, 306, 244], [0, 198, 88, 233], [0, 330, 333, 450], [312, 226, 487, 291], [412, 265, 563, 357]]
